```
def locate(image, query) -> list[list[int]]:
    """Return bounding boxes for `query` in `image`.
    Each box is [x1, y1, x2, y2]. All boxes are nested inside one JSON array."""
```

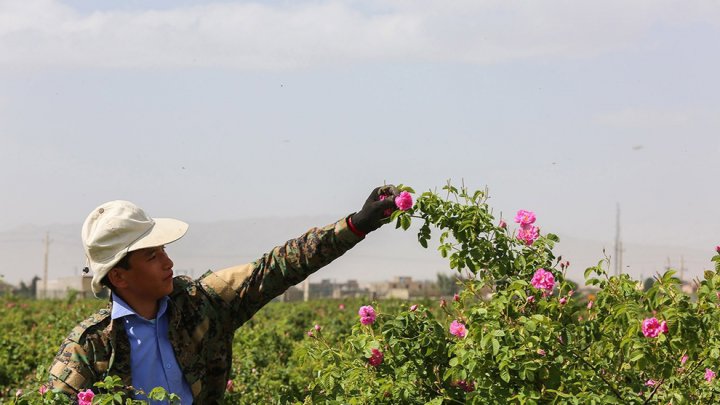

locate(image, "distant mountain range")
[[0, 216, 714, 288]]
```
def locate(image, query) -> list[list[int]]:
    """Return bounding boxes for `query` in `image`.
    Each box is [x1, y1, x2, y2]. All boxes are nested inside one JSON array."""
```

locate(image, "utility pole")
[[613, 203, 623, 276], [42, 231, 51, 299], [680, 256, 685, 282]]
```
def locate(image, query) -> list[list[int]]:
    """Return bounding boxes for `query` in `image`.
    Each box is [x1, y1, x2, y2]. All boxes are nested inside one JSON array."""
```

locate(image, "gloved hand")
[[350, 185, 400, 234]]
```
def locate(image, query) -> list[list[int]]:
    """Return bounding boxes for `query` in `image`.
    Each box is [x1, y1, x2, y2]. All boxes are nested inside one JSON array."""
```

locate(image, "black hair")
[[100, 251, 133, 292]]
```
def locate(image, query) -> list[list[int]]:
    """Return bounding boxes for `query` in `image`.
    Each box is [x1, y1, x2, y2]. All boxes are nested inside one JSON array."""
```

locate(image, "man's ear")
[[107, 267, 130, 289]]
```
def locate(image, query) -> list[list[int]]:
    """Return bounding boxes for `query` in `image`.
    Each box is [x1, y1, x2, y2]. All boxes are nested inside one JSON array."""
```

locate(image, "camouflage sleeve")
[[47, 336, 96, 397], [198, 216, 363, 330]]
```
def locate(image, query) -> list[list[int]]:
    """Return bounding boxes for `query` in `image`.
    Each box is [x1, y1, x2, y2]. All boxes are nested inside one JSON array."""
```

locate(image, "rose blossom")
[[409, 304, 418, 312], [314, 324, 321, 331], [526, 295, 535, 303], [226, 379, 234, 392], [15, 390, 22, 398], [559, 297, 567, 305], [517, 225, 539, 245], [681, 354, 689, 365], [440, 298, 447, 308], [587, 300, 594, 310], [499, 219, 507, 229], [716, 245, 720, 254], [368, 348, 384, 367], [77, 389, 95, 405], [706, 368, 716, 382], [453, 293, 460, 302], [641, 318, 668, 338], [338, 303, 345, 310], [395, 191, 414, 211], [531, 268, 555, 292], [449, 320, 467, 338], [358, 305, 377, 325], [514, 210, 536, 226], [307, 331, 314, 338], [39, 385, 48, 395], [645, 379, 657, 387], [537, 349, 546, 356]]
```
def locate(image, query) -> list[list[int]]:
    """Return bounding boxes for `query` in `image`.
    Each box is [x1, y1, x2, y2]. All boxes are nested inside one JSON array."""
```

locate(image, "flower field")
[[4, 183, 720, 404]]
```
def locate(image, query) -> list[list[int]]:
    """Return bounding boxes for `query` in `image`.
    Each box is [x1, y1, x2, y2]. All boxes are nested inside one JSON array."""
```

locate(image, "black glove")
[[350, 185, 400, 234]]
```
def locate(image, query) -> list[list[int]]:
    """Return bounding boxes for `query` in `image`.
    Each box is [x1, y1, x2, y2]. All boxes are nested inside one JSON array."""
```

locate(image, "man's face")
[[122, 246, 175, 301]]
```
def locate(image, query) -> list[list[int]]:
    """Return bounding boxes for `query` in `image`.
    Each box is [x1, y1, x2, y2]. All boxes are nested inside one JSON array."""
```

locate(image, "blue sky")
[[1, 0, 718, 284]]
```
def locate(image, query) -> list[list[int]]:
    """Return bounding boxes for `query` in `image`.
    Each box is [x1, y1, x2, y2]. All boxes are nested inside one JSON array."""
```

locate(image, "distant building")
[[37, 275, 94, 299], [278, 279, 370, 302], [370, 276, 441, 300]]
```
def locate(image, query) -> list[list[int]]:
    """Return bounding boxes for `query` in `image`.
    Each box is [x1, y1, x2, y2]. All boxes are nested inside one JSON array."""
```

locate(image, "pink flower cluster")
[[716, 245, 720, 254], [77, 389, 95, 405], [531, 268, 555, 292], [449, 320, 467, 338], [369, 348, 384, 367], [515, 210, 539, 245], [359, 305, 377, 325], [706, 368, 716, 383], [395, 191, 414, 211], [641, 317, 668, 338]]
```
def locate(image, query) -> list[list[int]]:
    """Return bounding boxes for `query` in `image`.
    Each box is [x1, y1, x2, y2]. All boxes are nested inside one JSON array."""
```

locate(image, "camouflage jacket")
[[48, 217, 363, 403]]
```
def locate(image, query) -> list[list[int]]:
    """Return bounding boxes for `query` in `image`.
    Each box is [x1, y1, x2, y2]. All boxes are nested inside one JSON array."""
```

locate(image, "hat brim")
[[127, 217, 189, 252]]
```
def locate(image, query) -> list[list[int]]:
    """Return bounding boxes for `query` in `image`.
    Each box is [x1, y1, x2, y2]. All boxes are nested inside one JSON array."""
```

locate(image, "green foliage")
[[301, 183, 720, 403]]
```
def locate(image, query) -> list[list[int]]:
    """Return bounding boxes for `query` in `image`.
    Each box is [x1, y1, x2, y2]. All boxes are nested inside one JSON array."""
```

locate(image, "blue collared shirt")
[[111, 294, 194, 404]]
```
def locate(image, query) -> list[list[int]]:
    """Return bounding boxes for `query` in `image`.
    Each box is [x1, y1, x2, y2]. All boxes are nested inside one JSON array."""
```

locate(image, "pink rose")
[[568, 290, 574, 297], [526, 295, 535, 303], [716, 245, 720, 254], [409, 304, 418, 312], [645, 379, 657, 387], [514, 210, 536, 226], [338, 303, 345, 310], [368, 348, 384, 367], [449, 320, 467, 338], [641, 318, 668, 338], [517, 225, 539, 245], [706, 368, 716, 382], [15, 389, 22, 398], [531, 268, 555, 292], [226, 379, 234, 392], [39, 385, 48, 395], [358, 305, 377, 325], [453, 293, 460, 302], [307, 330, 314, 338], [587, 300, 594, 310], [681, 354, 689, 365], [77, 389, 95, 405], [314, 324, 321, 331], [440, 299, 447, 308], [498, 219, 507, 229], [395, 191, 413, 211], [537, 349, 546, 356], [559, 297, 567, 305]]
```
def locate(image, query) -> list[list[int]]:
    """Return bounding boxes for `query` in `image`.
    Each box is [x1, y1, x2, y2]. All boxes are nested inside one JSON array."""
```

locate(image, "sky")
[[1, 0, 719, 286]]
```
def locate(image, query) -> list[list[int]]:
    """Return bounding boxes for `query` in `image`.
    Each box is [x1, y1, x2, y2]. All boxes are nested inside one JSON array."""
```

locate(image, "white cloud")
[[0, 0, 718, 70]]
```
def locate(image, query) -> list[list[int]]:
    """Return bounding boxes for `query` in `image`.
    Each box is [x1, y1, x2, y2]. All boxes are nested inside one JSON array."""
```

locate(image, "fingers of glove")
[[377, 185, 399, 199]]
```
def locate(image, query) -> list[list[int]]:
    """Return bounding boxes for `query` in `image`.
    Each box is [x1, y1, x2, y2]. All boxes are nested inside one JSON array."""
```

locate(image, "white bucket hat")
[[82, 200, 188, 294]]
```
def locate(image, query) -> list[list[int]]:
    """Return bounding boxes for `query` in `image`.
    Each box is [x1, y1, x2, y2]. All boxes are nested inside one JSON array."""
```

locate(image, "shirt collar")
[[111, 293, 170, 321]]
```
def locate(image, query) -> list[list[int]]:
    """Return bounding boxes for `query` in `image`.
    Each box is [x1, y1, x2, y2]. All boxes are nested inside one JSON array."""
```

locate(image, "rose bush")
[[302, 182, 720, 403]]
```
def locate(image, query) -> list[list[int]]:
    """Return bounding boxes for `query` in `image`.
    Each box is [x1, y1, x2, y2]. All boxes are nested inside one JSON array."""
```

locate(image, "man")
[[48, 186, 399, 403]]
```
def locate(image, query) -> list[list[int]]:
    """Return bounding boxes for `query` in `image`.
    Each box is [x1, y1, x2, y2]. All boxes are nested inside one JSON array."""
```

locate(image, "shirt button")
[[166, 364, 171, 369]]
